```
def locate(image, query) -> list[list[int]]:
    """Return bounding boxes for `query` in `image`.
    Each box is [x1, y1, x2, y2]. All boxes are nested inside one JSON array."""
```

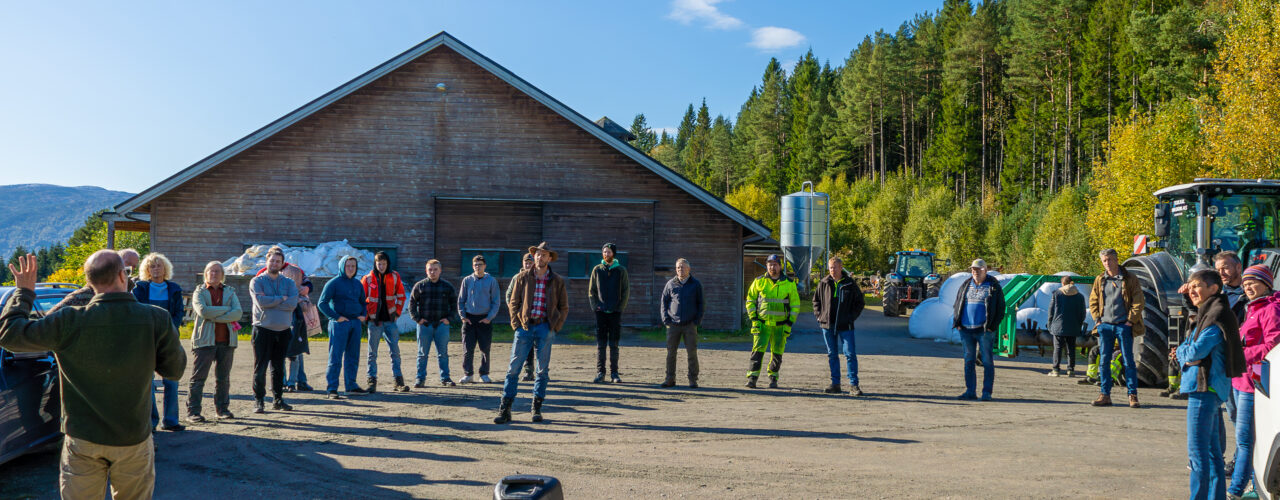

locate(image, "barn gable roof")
[[114, 31, 770, 238]]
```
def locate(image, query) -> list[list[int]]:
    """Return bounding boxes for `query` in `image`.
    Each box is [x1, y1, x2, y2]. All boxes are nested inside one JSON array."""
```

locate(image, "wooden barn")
[[103, 32, 772, 330]]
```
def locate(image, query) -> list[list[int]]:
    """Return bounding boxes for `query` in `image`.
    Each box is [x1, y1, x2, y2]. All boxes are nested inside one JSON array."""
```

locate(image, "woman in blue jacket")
[[1175, 269, 1246, 499], [133, 252, 186, 431]]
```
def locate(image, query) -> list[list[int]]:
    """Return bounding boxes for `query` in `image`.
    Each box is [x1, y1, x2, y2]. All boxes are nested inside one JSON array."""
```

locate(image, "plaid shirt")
[[409, 278, 458, 324], [531, 273, 549, 319]]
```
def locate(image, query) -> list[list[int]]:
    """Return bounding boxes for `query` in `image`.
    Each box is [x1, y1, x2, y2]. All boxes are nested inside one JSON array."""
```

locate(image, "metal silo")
[[779, 181, 830, 293]]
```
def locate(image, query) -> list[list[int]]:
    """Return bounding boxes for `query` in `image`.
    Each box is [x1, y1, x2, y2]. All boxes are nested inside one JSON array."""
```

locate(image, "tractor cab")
[[882, 250, 946, 317], [1153, 179, 1280, 272]]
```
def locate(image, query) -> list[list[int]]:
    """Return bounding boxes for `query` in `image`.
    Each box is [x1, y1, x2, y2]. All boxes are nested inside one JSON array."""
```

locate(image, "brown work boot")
[[1129, 394, 1141, 408], [1091, 394, 1112, 407]]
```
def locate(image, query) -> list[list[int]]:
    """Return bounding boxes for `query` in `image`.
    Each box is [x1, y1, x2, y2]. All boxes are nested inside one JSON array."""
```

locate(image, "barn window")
[[460, 249, 525, 278], [567, 251, 629, 279]]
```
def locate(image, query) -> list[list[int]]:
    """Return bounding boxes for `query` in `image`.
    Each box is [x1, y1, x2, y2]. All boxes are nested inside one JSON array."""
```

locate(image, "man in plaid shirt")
[[494, 242, 568, 424], [408, 260, 458, 387]]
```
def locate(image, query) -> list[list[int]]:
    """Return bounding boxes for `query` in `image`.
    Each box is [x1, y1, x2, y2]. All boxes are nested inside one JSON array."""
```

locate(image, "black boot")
[[394, 376, 409, 392], [367, 376, 378, 394], [823, 383, 841, 394], [493, 397, 513, 424], [746, 376, 758, 389], [531, 398, 544, 423], [768, 376, 779, 389]]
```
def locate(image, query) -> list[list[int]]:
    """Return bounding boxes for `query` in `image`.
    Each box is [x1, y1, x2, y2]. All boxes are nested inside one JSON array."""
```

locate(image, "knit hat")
[[602, 242, 618, 253], [1243, 264, 1274, 288]]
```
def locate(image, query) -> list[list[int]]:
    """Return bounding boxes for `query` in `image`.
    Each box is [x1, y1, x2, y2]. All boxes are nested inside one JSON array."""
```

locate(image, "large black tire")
[[926, 284, 940, 298], [883, 287, 900, 317], [1125, 254, 1185, 388]]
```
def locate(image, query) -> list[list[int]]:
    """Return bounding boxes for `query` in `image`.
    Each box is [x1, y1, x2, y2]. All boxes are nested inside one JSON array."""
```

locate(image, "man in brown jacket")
[[1088, 248, 1145, 408], [494, 242, 568, 424]]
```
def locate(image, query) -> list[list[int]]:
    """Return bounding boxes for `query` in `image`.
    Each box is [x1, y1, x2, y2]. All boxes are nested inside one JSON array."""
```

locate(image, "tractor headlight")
[[887, 273, 903, 285]]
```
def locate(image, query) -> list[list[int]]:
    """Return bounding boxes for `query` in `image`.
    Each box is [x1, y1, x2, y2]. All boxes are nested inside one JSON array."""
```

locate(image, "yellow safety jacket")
[[744, 274, 800, 326]]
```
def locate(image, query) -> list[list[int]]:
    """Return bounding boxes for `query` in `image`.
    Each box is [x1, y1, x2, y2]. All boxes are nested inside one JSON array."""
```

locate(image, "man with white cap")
[[951, 258, 1005, 401]]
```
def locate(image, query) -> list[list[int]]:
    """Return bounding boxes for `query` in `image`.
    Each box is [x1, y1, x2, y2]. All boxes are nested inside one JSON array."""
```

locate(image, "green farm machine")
[[883, 250, 946, 317], [1121, 178, 1280, 387]]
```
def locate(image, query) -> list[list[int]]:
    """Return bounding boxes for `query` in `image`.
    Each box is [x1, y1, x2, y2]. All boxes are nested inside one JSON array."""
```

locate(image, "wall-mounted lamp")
[[435, 83, 448, 92]]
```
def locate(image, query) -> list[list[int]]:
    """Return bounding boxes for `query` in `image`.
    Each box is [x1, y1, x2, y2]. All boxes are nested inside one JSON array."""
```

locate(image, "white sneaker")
[[459, 375, 473, 384], [480, 375, 492, 383]]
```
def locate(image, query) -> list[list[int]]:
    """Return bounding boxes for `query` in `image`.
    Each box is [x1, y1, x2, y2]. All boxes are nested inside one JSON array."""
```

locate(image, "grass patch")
[[634, 326, 752, 343], [179, 321, 603, 344], [863, 293, 882, 307]]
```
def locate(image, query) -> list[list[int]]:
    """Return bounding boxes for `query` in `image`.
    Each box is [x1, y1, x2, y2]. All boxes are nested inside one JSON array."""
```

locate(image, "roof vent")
[[595, 116, 636, 142]]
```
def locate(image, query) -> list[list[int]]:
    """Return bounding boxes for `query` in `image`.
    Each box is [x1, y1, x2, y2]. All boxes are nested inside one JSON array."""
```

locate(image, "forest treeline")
[[627, 0, 1280, 275]]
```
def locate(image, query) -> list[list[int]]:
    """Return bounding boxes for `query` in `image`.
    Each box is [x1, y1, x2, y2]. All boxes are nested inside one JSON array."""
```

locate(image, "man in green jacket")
[[0, 251, 186, 499], [744, 254, 800, 389]]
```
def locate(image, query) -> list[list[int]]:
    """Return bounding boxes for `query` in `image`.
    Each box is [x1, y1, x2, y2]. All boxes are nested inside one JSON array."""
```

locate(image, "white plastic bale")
[[938, 272, 974, 306], [907, 297, 960, 342], [395, 310, 417, 332]]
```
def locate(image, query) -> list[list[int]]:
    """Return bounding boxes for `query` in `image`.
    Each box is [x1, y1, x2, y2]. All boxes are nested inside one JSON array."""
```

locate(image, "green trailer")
[[994, 274, 1095, 358]]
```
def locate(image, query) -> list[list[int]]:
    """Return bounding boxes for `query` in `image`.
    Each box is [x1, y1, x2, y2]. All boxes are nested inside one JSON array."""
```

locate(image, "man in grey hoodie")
[[249, 250, 300, 413], [458, 254, 501, 384]]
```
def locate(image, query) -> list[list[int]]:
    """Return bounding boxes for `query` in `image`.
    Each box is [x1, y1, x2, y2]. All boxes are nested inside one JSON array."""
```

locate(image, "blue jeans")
[[821, 328, 858, 386], [503, 322, 554, 400], [416, 323, 451, 382], [959, 328, 994, 397], [1229, 388, 1257, 495], [325, 320, 362, 392], [1187, 391, 1226, 499], [367, 321, 402, 378], [1098, 323, 1138, 396], [150, 378, 179, 428], [286, 354, 307, 387]]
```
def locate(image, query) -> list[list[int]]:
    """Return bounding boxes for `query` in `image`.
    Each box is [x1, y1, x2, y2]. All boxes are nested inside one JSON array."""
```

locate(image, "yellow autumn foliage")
[[1087, 101, 1205, 257], [1203, 0, 1280, 179]]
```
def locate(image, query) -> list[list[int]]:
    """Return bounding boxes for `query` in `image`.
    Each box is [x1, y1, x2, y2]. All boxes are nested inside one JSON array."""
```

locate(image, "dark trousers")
[[188, 344, 235, 416], [664, 324, 700, 383], [595, 311, 622, 375], [461, 314, 493, 376], [1051, 335, 1077, 370], [251, 327, 290, 401]]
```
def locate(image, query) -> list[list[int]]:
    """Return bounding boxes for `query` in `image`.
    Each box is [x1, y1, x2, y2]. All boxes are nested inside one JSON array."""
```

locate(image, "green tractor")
[[883, 250, 946, 317], [1127, 178, 1280, 387]]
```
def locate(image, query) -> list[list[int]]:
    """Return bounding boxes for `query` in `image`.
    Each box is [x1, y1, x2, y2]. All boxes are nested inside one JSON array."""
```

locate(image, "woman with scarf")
[[1174, 269, 1246, 499], [1227, 265, 1280, 498]]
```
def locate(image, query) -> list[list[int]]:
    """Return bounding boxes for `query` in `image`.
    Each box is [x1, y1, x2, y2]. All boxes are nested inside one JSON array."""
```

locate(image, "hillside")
[[0, 184, 133, 256]]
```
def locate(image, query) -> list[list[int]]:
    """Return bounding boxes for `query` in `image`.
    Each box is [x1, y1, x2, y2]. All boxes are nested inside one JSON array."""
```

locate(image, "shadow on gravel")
[[157, 429, 488, 498], [550, 420, 919, 444]]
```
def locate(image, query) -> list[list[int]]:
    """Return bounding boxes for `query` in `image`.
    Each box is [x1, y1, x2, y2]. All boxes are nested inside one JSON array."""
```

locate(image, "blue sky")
[[0, 0, 943, 194]]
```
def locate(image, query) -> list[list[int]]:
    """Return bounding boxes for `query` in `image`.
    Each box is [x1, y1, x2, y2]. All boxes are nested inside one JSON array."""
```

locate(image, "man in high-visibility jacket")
[[744, 254, 800, 389]]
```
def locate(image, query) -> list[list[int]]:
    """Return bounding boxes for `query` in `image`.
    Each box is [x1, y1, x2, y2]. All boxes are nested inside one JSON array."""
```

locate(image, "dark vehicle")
[[0, 283, 76, 466], [882, 250, 945, 317]]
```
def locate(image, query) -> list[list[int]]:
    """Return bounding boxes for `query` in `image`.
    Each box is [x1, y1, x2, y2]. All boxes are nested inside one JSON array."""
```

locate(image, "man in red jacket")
[[362, 251, 408, 393]]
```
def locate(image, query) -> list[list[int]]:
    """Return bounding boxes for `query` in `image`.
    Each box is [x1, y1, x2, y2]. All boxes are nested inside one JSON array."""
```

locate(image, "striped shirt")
[[531, 273, 549, 319]]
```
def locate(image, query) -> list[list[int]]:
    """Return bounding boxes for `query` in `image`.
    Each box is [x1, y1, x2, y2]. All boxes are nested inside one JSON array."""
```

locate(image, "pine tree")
[[628, 113, 658, 153]]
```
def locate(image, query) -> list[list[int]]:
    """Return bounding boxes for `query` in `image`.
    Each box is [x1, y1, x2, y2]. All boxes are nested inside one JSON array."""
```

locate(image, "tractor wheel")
[[883, 287, 900, 317], [1127, 264, 1172, 387]]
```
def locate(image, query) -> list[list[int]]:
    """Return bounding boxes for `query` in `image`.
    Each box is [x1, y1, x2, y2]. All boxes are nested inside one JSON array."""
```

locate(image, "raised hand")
[[7, 254, 38, 291]]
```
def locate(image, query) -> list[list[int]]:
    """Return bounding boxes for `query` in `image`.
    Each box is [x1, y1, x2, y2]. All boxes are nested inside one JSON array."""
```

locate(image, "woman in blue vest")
[[133, 252, 186, 431]]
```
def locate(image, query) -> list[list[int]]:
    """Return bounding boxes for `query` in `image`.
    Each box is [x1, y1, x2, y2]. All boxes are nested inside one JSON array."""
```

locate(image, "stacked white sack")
[[906, 270, 1095, 343], [221, 240, 377, 277]]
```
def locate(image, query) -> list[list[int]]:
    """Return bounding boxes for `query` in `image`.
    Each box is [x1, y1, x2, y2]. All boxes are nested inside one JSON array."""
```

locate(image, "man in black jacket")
[[660, 258, 704, 388], [812, 257, 866, 396], [952, 259, 1006, 401]]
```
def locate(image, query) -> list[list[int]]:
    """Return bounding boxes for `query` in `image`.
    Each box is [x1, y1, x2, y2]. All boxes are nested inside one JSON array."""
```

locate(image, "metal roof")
[[1154, 178, 1280, 197], [113, 32, 770, 238]]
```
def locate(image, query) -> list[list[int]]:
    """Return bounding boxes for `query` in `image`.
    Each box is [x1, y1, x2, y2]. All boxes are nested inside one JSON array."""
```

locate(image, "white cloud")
[[749, 26, 806, 51], [668, 0, 744, 30]]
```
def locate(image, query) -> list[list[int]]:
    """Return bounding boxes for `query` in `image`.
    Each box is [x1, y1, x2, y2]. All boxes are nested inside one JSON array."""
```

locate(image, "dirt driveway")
[[1, 310, 1193, 499]]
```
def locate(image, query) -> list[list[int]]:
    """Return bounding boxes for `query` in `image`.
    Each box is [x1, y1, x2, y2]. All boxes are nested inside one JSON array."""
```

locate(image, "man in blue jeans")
[[494, 242, 568, 424], [317, 255, 367, 400], [951, 259, 1005, 401], [1088, 248, 1145, 408], [408, 259, 458, 387], [812, 257, 865, 396]]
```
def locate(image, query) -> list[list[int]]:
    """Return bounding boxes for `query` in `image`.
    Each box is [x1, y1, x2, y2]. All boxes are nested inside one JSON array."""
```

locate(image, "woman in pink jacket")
[[1229, 264, 1280, 498]]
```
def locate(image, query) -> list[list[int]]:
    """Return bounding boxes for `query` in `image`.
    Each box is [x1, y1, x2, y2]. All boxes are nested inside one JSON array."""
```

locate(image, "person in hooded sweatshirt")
[[1047, 275, 1087, 377], [317, 255, 368, 399]]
